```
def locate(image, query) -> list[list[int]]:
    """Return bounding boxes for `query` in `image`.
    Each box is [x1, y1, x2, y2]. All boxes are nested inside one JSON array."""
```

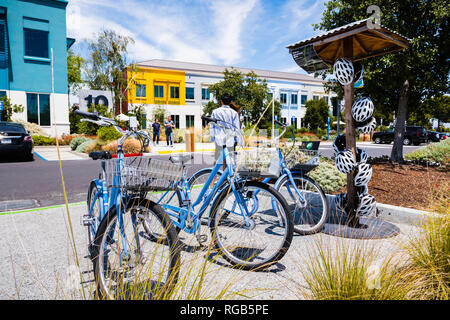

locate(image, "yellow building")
[[126, 67, 186, 106]]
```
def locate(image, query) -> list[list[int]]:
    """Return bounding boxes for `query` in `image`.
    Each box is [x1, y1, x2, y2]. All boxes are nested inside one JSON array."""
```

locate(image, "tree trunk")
[[391, 79, 409, 162]]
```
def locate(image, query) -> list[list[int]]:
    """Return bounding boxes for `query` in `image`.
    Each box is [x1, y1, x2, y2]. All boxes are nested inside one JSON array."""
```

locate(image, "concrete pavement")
[[0, 197, 430, 300]]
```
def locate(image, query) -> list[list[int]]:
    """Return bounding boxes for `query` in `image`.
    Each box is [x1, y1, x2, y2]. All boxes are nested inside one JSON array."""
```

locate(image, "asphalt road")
[[0, 142, 421, 211]]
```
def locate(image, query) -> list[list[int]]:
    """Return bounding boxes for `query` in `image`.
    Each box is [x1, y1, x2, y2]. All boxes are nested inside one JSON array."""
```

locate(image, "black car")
[[372, 126, 428, 145], [0, 122, 34, 161], [427, 131, 447, 143]]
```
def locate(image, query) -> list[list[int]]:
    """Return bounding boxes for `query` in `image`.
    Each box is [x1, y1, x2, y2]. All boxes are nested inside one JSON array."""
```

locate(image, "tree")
[[67, 49, 85, 95], [316, 0, 449, 161], [151, 105, 167, 124], [203, 68, 281, 129], [303, 99, 330, 130], [85, 29, 134, 113], [0, 96, 24, 122]]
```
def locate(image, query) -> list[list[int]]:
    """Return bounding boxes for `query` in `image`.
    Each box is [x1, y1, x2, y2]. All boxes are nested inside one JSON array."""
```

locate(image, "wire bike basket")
[[282, 146, 320, 173], [235, 147, 280, 178], [104, 156, 184, 192]]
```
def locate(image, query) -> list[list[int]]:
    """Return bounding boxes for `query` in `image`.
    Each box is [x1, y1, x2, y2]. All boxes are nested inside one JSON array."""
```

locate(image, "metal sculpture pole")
[[343, 38, 360, 227]]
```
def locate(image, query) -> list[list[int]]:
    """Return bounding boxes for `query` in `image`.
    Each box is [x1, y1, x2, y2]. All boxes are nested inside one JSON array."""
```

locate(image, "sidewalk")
[[148, 142, 215, 155], [33, 146, 89, 161]]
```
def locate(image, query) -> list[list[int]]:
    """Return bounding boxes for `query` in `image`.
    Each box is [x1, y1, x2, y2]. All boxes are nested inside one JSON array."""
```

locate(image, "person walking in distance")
[[210, 93, 242, 169], [164, 115, 175, 147], [152, 118, 161, 145]]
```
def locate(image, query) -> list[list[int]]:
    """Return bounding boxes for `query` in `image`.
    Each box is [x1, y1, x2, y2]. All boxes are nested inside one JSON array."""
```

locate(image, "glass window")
[[291, 117, 297, 128], [186, 115, 194, 128], [324, 96, 329, 104], [26, 93, 39, 124], [186, 87, 195, 100], [154, 85, 164, 98], [313, 95, 319, 101], [280, 93, 287, 104], [39, 94, 50, 126], [136, 84, 146, 97], [24, 28, 48, 58], [291, 94, 298, 105], [202, 88, 210, 100], [26, 93, 50, 126], [301, 95, 307, 105], [170, 86, 179, 99], [171, 114, 180, 129]]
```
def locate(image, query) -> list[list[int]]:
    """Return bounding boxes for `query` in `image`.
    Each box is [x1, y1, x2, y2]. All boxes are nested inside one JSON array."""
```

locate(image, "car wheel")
[[24, 152, 34, 161], [403, 138, 411, 145], [374, 137, 381, 144]]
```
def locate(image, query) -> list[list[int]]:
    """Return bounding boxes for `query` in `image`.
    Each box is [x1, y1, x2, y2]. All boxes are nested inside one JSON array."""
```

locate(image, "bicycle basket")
[[282, 146, 320, 172], [235, 148, 280, 178], [104, 156, 183, 192]]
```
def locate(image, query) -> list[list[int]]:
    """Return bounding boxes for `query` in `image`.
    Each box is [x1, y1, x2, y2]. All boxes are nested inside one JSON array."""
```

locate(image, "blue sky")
[[66, 0, 327, 74]]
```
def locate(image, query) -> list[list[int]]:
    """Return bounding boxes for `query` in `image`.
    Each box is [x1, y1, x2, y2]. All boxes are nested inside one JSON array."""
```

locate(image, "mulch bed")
[[338, 161, 449, 212]]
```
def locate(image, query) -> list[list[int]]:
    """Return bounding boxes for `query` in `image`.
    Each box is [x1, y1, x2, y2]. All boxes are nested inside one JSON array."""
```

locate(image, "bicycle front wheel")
[[92, 198, 181, 299], [276, 174, 328, 235], [209, 180, 293, 271]]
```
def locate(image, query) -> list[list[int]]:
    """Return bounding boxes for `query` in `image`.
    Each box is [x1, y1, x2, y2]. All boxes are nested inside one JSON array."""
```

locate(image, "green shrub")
[[70, 136, 90, 151], [32, 135, 55, 146], [97, 126, 122, 141], [404, 139, 450, 165], [75, 139, 94, 153], [307, 161, 346, 193]]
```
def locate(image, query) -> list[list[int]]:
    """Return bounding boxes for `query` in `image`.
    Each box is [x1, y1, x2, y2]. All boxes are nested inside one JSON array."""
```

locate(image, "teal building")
[[0, 0, 73, 135]]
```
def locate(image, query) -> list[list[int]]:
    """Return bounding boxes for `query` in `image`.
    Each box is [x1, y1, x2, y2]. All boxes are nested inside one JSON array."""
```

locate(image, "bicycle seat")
[[89, 151, 112, 160], [169, 153, 193, 165]]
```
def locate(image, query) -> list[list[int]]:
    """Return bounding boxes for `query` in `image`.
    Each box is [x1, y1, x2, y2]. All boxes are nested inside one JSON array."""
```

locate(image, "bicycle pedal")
[[81, 215, 95, 227], [196, 234, 208, 245]]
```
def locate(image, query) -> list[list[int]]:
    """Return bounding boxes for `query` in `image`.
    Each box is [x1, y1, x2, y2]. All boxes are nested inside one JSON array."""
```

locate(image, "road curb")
[[375, 202, 437, 226]]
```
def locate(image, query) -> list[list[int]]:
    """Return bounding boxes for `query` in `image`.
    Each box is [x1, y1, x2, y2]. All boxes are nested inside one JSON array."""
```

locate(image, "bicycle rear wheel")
[[209, 180, 293, 271], [276, 174, 328, 235], [92, 198, 181, 299]]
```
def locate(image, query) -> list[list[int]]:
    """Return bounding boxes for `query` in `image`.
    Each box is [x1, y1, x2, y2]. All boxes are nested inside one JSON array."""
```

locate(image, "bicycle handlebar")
[[74, 110, 100, 121]]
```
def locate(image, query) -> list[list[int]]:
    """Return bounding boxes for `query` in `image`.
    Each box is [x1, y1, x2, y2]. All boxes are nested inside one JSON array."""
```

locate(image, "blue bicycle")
[[151, 115, 293, 270], [76, 110, 181, 299], [188, 119, 328, 235]]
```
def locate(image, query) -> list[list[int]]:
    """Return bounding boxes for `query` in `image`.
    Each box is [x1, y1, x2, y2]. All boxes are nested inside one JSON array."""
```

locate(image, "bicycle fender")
[[273, 173, 289, 190]]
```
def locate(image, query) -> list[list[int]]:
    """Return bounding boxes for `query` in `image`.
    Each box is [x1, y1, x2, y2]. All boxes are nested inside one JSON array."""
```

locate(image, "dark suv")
[[372, 126, 428, 145]]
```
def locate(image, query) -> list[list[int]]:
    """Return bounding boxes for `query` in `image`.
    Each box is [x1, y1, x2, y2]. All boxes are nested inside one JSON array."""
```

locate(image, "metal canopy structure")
[[287, 19, 410, 73], [287, 19, 410, 228]]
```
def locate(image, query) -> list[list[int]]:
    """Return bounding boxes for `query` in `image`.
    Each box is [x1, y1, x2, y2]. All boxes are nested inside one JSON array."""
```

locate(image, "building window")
[[171, 114, 180, 129], [170, 86, 179, 99], [186, 87, 195, 100], [313, 95, 319, 101], [202, 88, 210, 100], [280, 117, 287, 124], [291, 117, 297, 129], [154, 85, 164, 98], [136, 84, 146, 97], [186, 115, 195, 128], [291, 93, 298, 105], [24, 28, 49, 58], [280, 93, 287, 104], [26, 93, 50, 126], [301, 95, 307, 105], [324, 96, 329, 104]]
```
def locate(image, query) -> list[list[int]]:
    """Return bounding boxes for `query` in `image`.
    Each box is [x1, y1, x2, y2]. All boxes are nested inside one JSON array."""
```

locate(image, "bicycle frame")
[[156, 145, 253, 234], [261, 148, 307, 204]]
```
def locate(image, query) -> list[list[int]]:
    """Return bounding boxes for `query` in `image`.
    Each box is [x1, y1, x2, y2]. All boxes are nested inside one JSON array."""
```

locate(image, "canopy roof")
[[287, 19, 410, 73]]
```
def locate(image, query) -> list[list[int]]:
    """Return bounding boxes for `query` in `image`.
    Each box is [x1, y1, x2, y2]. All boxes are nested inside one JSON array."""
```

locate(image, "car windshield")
[[0, 124, 26, 133]]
